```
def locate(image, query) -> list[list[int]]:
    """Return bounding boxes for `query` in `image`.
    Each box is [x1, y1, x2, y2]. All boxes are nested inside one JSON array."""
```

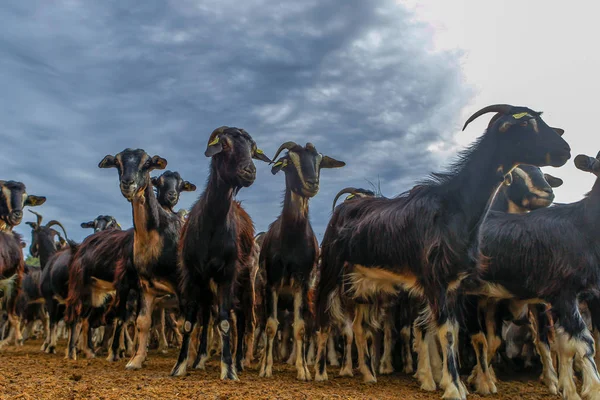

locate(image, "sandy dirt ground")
[[0, 339, 557, 399]]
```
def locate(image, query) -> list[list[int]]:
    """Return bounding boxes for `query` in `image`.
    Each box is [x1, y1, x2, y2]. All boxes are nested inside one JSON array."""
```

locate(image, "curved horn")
[[28, 209, 43, 228], [271, 141, 299, 164], [332, 187, 362, 212], [45, 220, 69, 241], [462, 104, 514, 131]]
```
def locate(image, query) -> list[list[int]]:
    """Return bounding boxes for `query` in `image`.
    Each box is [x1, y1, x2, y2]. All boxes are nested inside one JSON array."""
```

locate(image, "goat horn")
[[462, 104, 514, 131], [332, 187, 362, 212], [272, 141, 299, 164], [45, 220, 69, 241], [28, 210, 43, 227]]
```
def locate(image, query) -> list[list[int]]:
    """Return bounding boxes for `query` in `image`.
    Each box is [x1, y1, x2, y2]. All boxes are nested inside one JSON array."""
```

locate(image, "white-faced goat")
[[258, 142, 345, 381], [171, 127, 271, 380], [312, 104, 570, 400]]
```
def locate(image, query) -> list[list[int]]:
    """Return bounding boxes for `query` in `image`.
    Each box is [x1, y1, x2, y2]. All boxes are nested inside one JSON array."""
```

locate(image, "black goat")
[[467, 152, 600, 400], [171, 126, 270, 380], [81, 216, 122, 233], [313, 104, 570, 400], [152, 170, 196, 213], [258, 141, 344, 381], [0, 181, 45, 348]]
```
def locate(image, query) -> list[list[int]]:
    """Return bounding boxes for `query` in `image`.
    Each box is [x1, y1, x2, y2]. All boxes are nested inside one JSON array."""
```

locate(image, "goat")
[[81, 216, 122, 233], [257, 141, 344, 381], [99, 149, 196, 370], [313, 104, 570, 400], [151, 170, 196, 352], [459, 166, 563, 395], [171, 126, 271, 380], [18, 211, 69, 350], [69, 161, 194, 365], [466, 152, 600, 400], [0, 181, 46, 347]]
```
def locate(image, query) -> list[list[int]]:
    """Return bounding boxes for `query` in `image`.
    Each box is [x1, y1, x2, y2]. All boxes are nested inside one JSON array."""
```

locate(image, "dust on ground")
[[0, 340, 556, 399]]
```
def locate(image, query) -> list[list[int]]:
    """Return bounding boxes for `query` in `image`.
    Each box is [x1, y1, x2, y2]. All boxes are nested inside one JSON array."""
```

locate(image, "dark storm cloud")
[[0, 0, 471, 247]]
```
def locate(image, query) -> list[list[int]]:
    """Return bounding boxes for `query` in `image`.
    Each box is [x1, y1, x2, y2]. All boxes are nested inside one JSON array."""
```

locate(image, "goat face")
[[271, 142, 345, 198], [26, 222, 59, 258], [205, 126, 271, 188], [463, 104, 571, 168], [0, 181, 46, 228], [504, 165, 563, 210], [98, 148, 167, 201], [151, 170, 196, 210], [81, 215, 121, 233], [26, 212, 68, 257]]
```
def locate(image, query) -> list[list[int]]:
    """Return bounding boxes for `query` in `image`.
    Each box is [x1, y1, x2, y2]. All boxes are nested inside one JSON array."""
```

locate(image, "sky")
[[1, 0, 595, 250]]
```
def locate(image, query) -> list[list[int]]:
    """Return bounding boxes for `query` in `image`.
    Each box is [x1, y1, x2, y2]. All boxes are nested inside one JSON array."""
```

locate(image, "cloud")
[[0, 0, 471, 247]]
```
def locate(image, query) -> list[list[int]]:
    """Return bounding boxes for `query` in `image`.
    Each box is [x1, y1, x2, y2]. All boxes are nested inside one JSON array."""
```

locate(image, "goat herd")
[[1, 104, 599, 400]]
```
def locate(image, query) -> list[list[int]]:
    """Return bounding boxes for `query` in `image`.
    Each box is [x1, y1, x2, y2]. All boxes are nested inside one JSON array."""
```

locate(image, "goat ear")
[[25, 222, 37, 229], [181, 181, 197, 192], [205, 136, 223, 157], [544, 174, 563, 188], [151, 177, 160, 187], [25, 195, 46, 207], [574, 154, 599, 173], [81, 221, 94, 229], [99, 155, 117, 168], [552, 127, 565, 137], [320, 156, 346, 169], [150, 156, 167, 170], [253, 148, 272, 163], [271, 158, 288, 175]]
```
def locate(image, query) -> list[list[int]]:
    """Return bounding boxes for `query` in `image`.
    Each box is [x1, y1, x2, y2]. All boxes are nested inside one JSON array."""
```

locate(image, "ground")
[[0, 340, 556, 399]]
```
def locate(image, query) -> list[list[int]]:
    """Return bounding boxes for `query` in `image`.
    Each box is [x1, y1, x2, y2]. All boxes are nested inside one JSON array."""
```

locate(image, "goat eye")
[[520, 121, 528, 127]]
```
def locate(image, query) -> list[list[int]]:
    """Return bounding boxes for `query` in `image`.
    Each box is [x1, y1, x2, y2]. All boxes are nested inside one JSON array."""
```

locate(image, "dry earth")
[[0, 339, 556, 399]]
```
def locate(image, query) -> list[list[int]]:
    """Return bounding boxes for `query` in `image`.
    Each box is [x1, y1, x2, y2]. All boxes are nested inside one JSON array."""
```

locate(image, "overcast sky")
[[1, 0, 593, 250]]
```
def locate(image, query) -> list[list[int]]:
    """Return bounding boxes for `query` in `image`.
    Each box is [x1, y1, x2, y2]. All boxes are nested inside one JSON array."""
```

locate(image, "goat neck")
[[132, 182, 162, 234], [201, 161, 236, 219], [282, 187, 310, 229]]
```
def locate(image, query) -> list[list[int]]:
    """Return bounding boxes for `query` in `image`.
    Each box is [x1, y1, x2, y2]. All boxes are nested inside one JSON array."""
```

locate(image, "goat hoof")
[[170, 363, 188, 377], [314, 371, 328, 382], [125, 359, 143, 370], [46, 346, 56, 354], [41, 343, 48, 352], [379, 362, 394, 375]]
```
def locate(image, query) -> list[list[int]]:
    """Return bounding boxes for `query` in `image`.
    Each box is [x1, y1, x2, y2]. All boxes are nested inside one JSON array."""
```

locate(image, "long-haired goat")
[[171, 126, 270, 380], [258, 141, 344, 381], [313, 104, 570, 400], [466, 152, 600, 400]]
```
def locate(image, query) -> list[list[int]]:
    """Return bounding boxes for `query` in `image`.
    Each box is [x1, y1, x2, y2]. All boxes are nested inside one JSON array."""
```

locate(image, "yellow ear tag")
[[346, 194, 355, 200], [208, 136, 220, 146], [256, 148, 264, 154], [274, 161, 283, 167], [512, 112, 529, 119]]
